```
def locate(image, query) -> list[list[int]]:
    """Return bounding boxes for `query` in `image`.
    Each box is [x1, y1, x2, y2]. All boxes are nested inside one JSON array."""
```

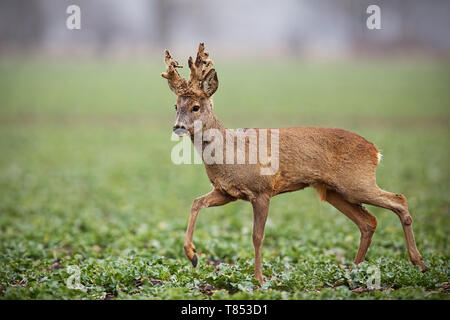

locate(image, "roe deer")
[[161, 43, 427, 285]]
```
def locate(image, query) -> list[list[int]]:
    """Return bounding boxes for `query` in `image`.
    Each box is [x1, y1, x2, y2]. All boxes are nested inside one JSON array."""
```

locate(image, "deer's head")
[[162, 43, 219, 137]]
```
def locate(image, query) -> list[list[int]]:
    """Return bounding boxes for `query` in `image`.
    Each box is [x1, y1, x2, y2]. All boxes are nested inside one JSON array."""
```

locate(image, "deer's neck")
[[189, 112, 226, 143], [206, 112, 226, 134], [189, 112, 227, 166]]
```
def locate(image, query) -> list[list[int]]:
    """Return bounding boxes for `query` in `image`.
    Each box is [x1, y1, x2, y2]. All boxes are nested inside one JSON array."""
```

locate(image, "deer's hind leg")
[[325, 190, 378, 264], [360, 188, 427, 271]]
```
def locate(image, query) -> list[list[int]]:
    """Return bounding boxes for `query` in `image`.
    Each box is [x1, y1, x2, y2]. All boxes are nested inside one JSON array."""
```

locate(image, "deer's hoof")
[[190, 254, 198, 268], [414, 258, 427, 272], [421, 263, 428, 273], [255, 276, 264, 286]]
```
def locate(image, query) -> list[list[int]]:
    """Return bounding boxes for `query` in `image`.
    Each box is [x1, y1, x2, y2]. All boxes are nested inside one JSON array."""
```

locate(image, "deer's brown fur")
[[162, 43, 427, 285]]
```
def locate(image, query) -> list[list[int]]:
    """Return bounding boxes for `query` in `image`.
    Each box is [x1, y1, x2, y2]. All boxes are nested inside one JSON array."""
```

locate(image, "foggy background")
[[1, 0, 450, 59]]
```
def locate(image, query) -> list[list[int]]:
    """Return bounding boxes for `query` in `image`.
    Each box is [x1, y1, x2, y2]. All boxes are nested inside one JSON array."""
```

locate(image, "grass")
[[0, 58, 449, 299]]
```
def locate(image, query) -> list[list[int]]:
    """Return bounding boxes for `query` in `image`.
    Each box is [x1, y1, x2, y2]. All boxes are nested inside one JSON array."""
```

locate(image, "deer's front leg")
[[184, 189, 234, 267], [251, 195, 270, 285]]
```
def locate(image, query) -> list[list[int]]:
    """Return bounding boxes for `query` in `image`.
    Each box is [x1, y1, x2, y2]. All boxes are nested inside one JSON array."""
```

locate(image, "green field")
[[0, 58, 449, 299]]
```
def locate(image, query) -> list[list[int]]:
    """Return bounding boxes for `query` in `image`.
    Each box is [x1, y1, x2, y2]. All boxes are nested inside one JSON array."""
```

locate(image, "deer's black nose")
[[173, 124, 186, 132], [173, 124, 188, 136]]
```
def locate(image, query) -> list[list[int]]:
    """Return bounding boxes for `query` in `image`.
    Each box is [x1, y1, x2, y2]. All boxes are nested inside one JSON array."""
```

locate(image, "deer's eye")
[[192, 105, 200, 112], [174, 105, 177, 111]]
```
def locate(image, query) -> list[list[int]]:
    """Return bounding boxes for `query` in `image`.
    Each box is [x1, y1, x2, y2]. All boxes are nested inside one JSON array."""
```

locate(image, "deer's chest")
[[205, 164, 269, 201]]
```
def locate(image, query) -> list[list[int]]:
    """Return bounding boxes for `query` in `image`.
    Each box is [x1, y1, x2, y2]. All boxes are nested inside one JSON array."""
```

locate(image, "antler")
[[162, 43, 218, 97], [187, 43, 214, 93], [161, 49, 187, 95]]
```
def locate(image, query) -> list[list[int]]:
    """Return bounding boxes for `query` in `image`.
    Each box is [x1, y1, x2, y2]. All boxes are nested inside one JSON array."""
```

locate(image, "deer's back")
[[273, 127, 380, 196]]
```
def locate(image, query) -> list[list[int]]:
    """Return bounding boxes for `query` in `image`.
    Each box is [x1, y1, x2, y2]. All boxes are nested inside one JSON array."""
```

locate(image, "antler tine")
[[161, 49, 187, 94], [188, 43, 214, 87]]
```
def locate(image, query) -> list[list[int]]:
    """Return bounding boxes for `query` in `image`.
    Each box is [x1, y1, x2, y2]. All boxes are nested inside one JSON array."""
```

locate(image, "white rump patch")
[[377, 152, 383, 164]]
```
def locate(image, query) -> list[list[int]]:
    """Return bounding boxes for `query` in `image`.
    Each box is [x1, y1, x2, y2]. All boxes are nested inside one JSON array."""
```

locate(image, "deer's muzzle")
[[173, 124, 188, 136]]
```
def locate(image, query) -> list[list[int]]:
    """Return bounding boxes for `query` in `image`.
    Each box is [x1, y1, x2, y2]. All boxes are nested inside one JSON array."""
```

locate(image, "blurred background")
[[0, 0, 449, 299], [1, 0, 450, 57], [0, 0, 449, 121]]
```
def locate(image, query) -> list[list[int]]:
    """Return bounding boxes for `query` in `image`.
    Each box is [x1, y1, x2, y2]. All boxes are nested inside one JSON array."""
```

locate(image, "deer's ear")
[[201, 69, 218, 97]]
